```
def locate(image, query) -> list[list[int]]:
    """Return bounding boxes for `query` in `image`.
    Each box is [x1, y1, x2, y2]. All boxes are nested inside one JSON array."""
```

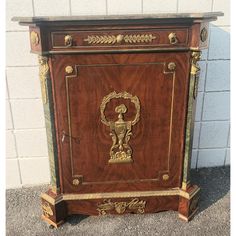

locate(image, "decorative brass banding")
[[200, 27, 208, 42], [42, 187, 200, 204], [65, 66, 73, 74], [97, 198, 146, 215], [84, 34, 156, 45], [168, 32, 178, 44], [167, 62, 176, 71], [42, 202, 53, 217], [30, 31, 39, 46], [65, 35, 73, 47], [100, 91, 140, 163], [162, 174, 169, 181]]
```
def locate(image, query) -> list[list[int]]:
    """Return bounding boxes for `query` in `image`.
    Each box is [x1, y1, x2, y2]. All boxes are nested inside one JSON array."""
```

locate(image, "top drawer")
[[50, 28, 189, 52]]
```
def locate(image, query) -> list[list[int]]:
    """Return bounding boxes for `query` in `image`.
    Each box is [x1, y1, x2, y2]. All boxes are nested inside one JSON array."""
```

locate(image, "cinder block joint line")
[[6, 65, 38, 68], [105, 0, 108, 15], [198, 147, 229, 150], [6, 30, 29, 33], [9, 98, 42, 101], [211, 0, 214, 12], [69, 0, 72, 16], [32, 0, 35, 16]]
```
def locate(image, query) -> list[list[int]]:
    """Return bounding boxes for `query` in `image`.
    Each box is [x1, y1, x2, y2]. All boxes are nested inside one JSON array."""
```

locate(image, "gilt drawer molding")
[[13, 12, 223, 228]]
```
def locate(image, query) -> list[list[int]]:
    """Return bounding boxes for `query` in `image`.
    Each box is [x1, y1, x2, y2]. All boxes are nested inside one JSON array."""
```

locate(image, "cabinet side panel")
[[182, 51, 201, 190], [39, 56, 60, 192]]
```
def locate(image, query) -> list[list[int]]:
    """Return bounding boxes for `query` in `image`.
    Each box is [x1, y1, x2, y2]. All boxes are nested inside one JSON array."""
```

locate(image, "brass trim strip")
[[41, 187, 200, 206], [62, 188, 196, 201], [47, 47, 190, 55], [32, 47, 196, 56], [181, 181, 190, 191], [179, 186, 200, 199], [41, 193, 63, 205], [63, 189, 180, 200]]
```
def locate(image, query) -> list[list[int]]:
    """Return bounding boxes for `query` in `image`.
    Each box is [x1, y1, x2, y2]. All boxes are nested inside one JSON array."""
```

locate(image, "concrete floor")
[[6, 166, 230, 236]]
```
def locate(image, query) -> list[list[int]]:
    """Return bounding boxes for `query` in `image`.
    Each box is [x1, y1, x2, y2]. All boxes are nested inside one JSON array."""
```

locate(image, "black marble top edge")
[[12, 12, 223, 23]]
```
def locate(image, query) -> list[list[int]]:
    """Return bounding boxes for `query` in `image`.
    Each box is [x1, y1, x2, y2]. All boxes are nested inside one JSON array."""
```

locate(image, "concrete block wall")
[[6, 0, 230, 188]]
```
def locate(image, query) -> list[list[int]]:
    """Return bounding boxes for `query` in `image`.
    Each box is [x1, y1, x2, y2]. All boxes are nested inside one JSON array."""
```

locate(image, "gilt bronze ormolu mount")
[[100, 91, 140, 163]]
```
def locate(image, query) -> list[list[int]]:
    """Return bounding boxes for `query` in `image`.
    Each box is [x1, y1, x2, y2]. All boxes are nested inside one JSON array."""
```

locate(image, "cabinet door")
[[52, 52, 190, 193]]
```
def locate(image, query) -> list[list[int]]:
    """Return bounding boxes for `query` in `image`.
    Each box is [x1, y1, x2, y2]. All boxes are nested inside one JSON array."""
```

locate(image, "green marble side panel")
[[182, 51, 201, 186], [39, 56, 60, 190]]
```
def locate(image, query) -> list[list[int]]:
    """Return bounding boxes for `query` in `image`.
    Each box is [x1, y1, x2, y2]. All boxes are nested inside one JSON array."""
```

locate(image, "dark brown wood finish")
[[67, 195, 180, 215], [13, 12, 223, 227], [52, 52, 190, 194]]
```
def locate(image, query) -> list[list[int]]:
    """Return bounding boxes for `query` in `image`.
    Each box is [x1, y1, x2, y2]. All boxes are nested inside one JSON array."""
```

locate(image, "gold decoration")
[[191, 51, 201, 99], [38, 56, 49, 104], [116, 34, 124, 43], [97, 198, 146, 215], [72, 178, 80, 185], [64, 35, 73, 47], [43, 187, 200, 203], [84, 34, 156, 44], [182, 51, 201, 187], [100, 91, 140, 163], [191, 52, 201, 75], [65, 66, 73, 74], [42, 202, 53, 217], [123, 34, 156, 43], [162, 174, 169, 181], [30, 31, 39, 46], [168, 32, 178, 44], [200, 27, 208, 42], [181, 181, 189, 191], [51, 186, 60, 194], [167, 62, 176, 71]]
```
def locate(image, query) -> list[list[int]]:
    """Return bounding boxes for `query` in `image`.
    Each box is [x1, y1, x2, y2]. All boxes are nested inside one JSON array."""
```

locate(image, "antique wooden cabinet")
[[14, 12, 222, 227]]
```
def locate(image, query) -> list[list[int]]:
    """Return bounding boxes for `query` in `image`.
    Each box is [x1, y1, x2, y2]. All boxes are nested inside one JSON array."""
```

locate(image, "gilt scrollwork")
[[38, 56, 49, 104], [84, 34, 156, 45], [30, 31, 39, 46], [100, 91, 140, 163], [191, 51, 201, 99], [42, 202, 53, 218], [191, 51, 201, 75], [97, 198, 146, 215]]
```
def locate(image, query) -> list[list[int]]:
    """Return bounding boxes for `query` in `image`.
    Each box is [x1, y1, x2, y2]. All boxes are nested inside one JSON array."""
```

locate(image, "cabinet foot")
[[178, 185, 200, 222], [41, 189, 67, 228], [40, 186, 200, 227]]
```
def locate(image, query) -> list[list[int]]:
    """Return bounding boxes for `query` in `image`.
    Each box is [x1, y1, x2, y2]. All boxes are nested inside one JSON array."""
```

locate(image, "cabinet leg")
[[41, 189, 67, 228], [178, 185, 200, 222]]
